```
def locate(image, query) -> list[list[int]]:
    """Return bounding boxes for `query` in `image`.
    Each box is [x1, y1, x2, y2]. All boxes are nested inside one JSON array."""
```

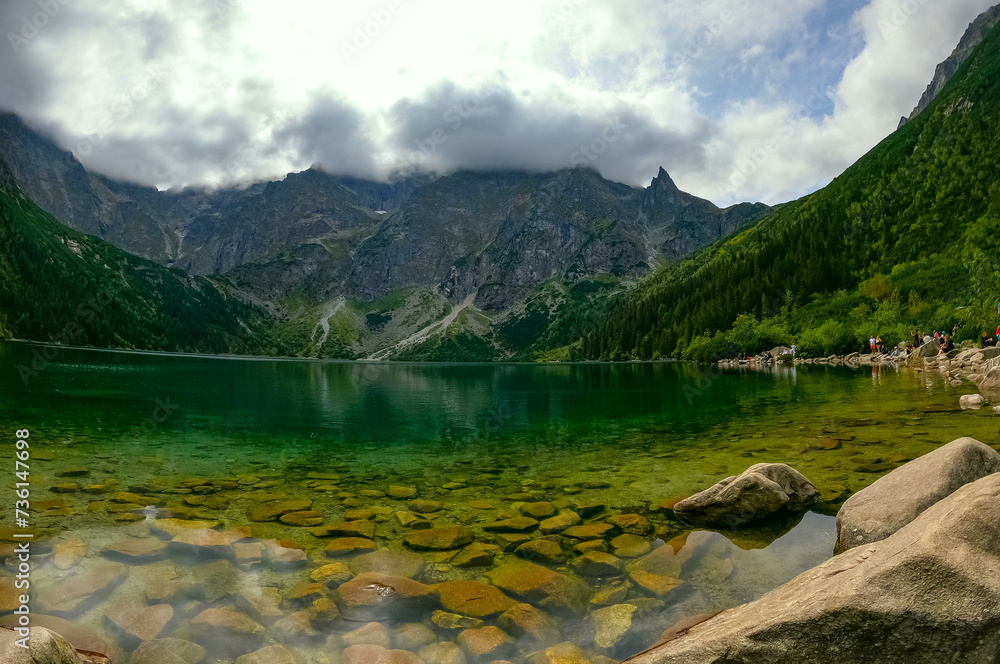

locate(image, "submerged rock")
[[452, 543, 498, 567], [456, 626, 514, 660], [349, 550, 426, 578], [104, 602, 174, 644], [591, 603, 638, 649], [325, 538, 377, 557], [484, 517, 539, 533], [404, 525, 474, 550], [337, 573, 438, 621], [515, 539, 566, 565], [344, 621, 392, 648], [437, 580, 517, 617], [626, 473, 1000, 664], [190, 608, 264, 656], [39, 562, 128, 615], [539, 511, 582, 534], [129, 638, 205, 664], [837, 436, 1000, 551], [487, 560, 590, 615], [420, 641, 467, 664], [236, 645, 303, 664], [672, 463, 818, 528], [432, 611, 484, 631], [497, 603, 560, 645], [570, 551, 624, 577]]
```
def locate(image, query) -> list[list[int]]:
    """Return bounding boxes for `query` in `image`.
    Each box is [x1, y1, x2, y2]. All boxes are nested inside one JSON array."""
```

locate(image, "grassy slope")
[[0, 163, 279, 355], [578, 23, 1000, 361]]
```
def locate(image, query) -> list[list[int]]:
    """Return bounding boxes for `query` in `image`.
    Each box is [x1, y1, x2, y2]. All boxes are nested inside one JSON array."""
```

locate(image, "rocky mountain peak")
[[898, 3, 1000, 128]]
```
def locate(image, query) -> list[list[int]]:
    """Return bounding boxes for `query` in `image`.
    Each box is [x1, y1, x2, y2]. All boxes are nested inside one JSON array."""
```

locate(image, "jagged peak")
[[651, 166, 679, 191]]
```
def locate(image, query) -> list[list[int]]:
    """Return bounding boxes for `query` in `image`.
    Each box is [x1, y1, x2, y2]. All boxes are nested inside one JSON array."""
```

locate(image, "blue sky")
[[0, 0, 995, 205], [688, 0, 870, 120]]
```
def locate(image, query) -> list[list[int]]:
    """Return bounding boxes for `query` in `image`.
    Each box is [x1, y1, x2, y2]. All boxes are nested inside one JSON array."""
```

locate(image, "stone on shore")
[[672, 463, 818, 527], [0, 626, 87, 664], [624, 472, 1000, 664], [960, 394, 985, 409], [836, 436, 1000, 551]]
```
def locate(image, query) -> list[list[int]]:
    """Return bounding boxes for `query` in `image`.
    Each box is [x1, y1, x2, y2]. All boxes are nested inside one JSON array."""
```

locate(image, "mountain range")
[[0, 113, 768, 360], [585, 12, 1000, 361]]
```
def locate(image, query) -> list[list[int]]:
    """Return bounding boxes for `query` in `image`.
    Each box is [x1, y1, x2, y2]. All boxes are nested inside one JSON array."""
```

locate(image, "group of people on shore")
[[896, 324, 1000, 356], [901, 326, 959, 356]]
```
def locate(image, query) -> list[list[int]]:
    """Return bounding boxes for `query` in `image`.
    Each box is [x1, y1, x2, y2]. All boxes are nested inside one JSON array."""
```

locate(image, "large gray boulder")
[[0, 626, 89, 663], [672, 463, 818, 528], [625, 472, 1000, 664], [836, 436, 1000, 552]]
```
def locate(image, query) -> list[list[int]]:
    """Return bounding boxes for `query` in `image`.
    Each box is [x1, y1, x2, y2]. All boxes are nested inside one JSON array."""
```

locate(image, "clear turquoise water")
[[0, 341, 995, 661]]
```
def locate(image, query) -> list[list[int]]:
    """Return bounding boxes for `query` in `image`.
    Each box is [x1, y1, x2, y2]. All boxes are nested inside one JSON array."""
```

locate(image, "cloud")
[[0, 0, 995, 203], [686, 0, 997, 205], [384, 79, 714, 185]]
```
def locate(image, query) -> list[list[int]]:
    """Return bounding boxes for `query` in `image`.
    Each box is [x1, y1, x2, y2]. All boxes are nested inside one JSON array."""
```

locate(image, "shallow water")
[[0, 341, 995, 662]]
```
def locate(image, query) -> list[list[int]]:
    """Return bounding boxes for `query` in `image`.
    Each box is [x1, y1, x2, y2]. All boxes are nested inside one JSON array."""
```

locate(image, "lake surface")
[[0, 341, 995, 662]]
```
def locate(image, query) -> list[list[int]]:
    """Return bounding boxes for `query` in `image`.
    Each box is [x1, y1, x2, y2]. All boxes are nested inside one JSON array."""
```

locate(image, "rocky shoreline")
[[625, 436, 1000, 663]]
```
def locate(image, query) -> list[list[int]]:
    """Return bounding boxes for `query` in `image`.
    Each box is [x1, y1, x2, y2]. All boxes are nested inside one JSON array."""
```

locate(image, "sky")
[[0, 0, 995, 206]]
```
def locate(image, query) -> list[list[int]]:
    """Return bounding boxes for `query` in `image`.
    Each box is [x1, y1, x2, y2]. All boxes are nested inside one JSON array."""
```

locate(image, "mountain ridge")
[[0, 111, 770, 359], [898, 4, 1000, 128], [580, 18, 1000, 361]]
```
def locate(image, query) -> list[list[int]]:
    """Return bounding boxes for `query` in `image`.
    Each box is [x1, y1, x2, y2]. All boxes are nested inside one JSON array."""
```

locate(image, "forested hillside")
[[0, 160, 278, 356], [579, 22, 1000, 361]]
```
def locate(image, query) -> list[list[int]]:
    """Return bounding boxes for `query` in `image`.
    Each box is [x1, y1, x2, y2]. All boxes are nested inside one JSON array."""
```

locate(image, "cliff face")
[[898, 3, 1000, 128], [0, 112, 770, 305]]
